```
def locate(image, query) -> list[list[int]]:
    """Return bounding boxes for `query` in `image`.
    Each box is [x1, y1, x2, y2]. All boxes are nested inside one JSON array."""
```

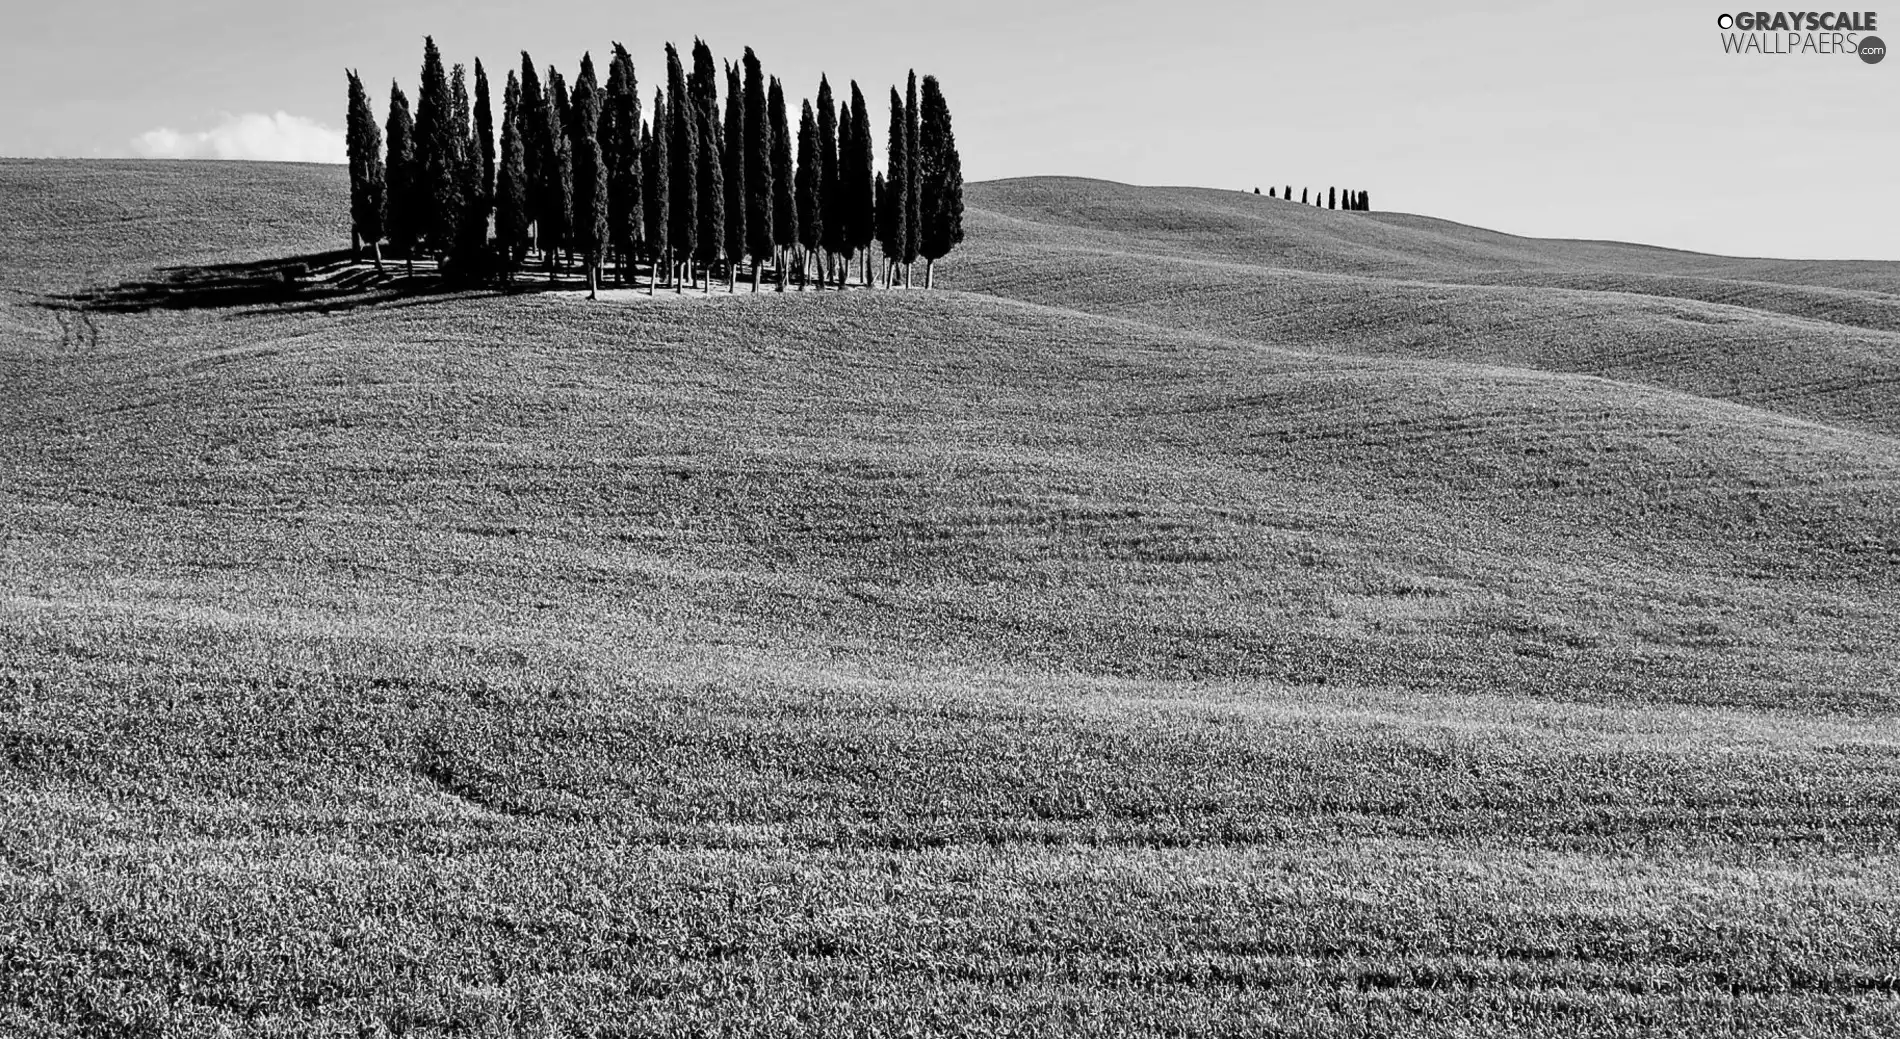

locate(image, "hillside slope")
[[1, 161, 1897, 1036]]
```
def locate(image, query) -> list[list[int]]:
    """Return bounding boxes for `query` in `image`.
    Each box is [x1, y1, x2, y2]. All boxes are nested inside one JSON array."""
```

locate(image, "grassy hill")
[[1, 161, 1897, 1037]]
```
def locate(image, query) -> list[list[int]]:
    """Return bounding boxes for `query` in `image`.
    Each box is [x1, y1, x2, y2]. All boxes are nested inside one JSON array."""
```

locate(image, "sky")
[[2, 0, 1895, 259]]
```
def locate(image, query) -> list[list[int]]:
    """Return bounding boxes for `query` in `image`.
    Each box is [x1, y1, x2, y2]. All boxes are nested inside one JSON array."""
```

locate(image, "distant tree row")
[[1253, 185, 1371, 211], [345, 38, 964, 298]]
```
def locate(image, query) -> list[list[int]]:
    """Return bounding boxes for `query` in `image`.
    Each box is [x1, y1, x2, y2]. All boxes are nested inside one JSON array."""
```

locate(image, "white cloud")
[[131, 111, 345, 164]]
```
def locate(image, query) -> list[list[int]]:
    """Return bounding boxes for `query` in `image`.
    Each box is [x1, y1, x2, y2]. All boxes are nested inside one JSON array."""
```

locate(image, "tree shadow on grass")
[[38, 251, 585, 318]]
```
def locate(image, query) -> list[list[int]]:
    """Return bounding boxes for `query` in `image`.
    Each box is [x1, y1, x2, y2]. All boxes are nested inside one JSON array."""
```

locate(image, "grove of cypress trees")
[[846, 83, 875, 286], [604, 45, 642, 283], [414, 37, 460, 258], [345, 70, 386, 269], [721, 61, 746, 291], [666, 44, 697, 291], [816, 76, 840, 289], [647, 91, 669, 293], [742, 48, 772, 291], [519, 56, 547, 254], [917, 74, 962, 289], [883, 85, 908, 288], [795, 99, 820, 290], [385, 83, 417, 273], [474, 60, 496, 212], [768, 77, 793, 291], [495, 70, 529, 280], [571, 66, 609, 299], [902, 71, 921, 287]]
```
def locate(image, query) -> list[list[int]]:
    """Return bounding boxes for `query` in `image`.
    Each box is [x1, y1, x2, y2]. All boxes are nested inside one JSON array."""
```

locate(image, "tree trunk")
[[925, 258, 933, 289], [904, 263, 912, 289], [371, 241, 384, 273], [588, 263, 598, 300], [352, 230, 362, 260], [751, 259, 761, 292]]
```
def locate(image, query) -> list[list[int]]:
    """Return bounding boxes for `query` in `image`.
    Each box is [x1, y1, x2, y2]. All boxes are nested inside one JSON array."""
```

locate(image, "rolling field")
[[2, 159, 1898, 1036]]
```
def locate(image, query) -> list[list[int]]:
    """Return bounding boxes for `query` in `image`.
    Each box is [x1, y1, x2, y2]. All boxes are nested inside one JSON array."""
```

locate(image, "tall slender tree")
[[519, 56, 547, 253], [1328, 186, 1336, 210], [474, 60, 496, 211], [414, 37, 459, 257], [741, 48, 772, 291], [767, 77, 794, 291], [883, 85, 909, 288], [846, 83, 876, 286], [495, 70, 529, 279], [603, 44, 642, 283], [646, 91, 669, 293], [345, 71, 386, 269], [542, 68, 573, 279], [384, 83, 417, 272], [570, 66, 609, 299], [875, 169, 893, 286], [690, 40, 723, 293], [721, 61, 746, 291], [815, 76, 841, 289], [1301, 187, 1308, 204], [902, 71, 921, 286], [917, 75, 963, 289], [665, 44, 697, 291], [794, 99, 821, 290]]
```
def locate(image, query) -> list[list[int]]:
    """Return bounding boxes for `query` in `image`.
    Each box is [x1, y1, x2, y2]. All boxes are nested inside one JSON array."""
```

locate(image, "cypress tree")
[[917, 75, 963, 289], [519, 55, 547, 254], [647, 91, 669, 293], [1301, 187, 1308, 204], [665, 44, 697, 291], [1268, 187, 1276, 198], [902, 71, 921, 286], [604, 45, 642, 284], [691, 40, 723, 293], [474, 60, 496, 211], [883, 85, 908, 288], [571, 67, 608, 299], [742, 48, 772, 291], [875, 170, 893, 286], [722, 61, 746, 291], [345, 71, 386, 269], [815, 76, 840, 288], [1328, 186, 1336, 210], [414, 37, 460, 258], [1285, 184, 1292, 199], [846, 83, 875, 286], [384, 83, 417, 272], [833, 92, 855, 286], [768, 77, 793, 291], [543, 68, 570, 281], [795, 99, 820, 290], [495, 71, 528, 279]]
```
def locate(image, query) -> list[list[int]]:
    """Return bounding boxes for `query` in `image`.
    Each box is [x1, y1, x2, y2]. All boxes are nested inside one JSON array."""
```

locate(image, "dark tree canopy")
[[722, 61, 746, 270], [816, 76, 842, 259], [665, 44, 697, 267], [845, 82, 875, 261], [473, 59, 496, 210], [742, 48, 773, 268], [882, 85, 908, 267], [917, 74, 963, 268], [495, 70, 529, 268], [384, 83, 417, 256], [542, 68, 573, 256], [768, 77, 794, 254], [603, 45, 643, 267], [647, 90, 670, 267], [795, 99, 821, 256], [518, 56, 547, 249], [902, 71, 921, 268], [570, 59, 609, 267], [413, 37, 461, 253], [691, 42, 724, 272], [1328, 186, 1336, 210], [345, 70, 386, 248]]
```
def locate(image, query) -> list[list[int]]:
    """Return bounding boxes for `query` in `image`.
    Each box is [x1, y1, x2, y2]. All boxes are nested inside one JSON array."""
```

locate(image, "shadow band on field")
[[38, 251, 595, 317]]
